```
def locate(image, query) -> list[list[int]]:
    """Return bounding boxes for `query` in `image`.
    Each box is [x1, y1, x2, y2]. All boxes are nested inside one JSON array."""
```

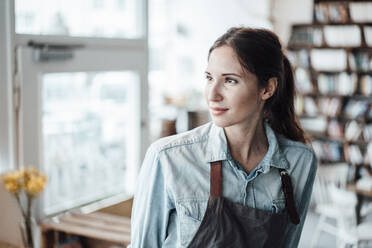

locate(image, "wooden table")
[[347, 184, 372, 224], [41, 212, 131, 248]]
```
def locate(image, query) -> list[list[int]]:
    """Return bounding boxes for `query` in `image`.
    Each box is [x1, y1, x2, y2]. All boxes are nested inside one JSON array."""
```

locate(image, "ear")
[[261, 77, 278, 101]]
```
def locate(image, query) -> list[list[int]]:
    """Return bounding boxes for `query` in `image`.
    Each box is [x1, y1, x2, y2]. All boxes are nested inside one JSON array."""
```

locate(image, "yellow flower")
[[1, 166, 47, 196], [1, 171, 23, 194], [24, 174, 47, 197], [4, 181, 21, 194]]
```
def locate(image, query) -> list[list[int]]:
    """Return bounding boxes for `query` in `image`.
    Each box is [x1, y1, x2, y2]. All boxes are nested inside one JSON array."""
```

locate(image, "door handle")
[[28, 40, 84, 62]]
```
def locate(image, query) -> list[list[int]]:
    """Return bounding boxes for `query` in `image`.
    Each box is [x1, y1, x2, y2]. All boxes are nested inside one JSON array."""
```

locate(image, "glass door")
[[17, 45, 147, 219]]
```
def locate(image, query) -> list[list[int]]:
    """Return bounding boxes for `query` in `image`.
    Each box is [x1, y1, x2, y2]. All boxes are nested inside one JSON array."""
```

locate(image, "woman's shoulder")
[[149, 122, 213, 154], [277, 134, 314, 155], [277, 134, 317, 170]]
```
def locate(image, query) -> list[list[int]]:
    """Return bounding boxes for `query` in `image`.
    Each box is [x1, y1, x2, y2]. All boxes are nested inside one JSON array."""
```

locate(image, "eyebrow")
[[204, 71, 243, 78]]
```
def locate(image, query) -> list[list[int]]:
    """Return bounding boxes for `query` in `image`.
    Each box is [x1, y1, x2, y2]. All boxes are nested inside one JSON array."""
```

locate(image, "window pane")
[[42, 71, 139, 215], [16, 0, 143, 38]]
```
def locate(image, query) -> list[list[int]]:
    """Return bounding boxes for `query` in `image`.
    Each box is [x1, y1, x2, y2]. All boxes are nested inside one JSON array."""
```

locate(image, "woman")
[[129, 27, 317, 248]]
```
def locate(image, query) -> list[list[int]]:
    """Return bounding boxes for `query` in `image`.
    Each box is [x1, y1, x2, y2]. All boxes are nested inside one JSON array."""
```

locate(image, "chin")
[[211, 117, 234, 128]]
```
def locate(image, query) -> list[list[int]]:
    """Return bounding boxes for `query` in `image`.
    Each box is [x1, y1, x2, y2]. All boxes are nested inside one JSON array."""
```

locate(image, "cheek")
[[232, 90, 261, 110], [233, 91, 252, 104], [204, 87, 208, 103]]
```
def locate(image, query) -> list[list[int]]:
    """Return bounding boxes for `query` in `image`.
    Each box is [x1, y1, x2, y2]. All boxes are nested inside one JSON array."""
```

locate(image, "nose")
[[206, 80, 223, 102]]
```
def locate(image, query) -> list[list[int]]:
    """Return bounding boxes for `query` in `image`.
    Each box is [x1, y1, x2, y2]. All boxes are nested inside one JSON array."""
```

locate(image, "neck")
[[224, 117, 268, 173]]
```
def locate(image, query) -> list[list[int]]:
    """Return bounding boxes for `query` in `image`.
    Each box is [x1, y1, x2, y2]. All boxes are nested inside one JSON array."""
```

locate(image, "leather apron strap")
[[279, 169, 300, 224], [210, 161, 222, 197]]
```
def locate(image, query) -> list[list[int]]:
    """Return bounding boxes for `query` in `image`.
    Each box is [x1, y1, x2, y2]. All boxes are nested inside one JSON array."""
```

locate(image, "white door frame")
[[0, 0, 16, 174]]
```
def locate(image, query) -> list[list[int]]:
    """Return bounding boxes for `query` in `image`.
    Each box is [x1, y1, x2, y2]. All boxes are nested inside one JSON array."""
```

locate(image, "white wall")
[[162, 0, 273, 98], [151, 0, 314, 100], [151, 0, 314, 107], [0, 184, 23, 247], [0, 1, 21, 246]]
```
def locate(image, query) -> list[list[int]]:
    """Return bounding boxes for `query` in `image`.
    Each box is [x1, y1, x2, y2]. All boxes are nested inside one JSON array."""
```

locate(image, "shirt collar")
[[206, 122, 289, 172]]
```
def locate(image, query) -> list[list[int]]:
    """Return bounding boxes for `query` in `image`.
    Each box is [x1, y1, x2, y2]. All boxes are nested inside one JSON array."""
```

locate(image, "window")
[[1, 0, 149, 219], [15, 0, 143, 38]]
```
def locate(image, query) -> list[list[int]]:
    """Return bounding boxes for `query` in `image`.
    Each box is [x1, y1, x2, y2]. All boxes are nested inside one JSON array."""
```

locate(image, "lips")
[[209, 107, 229, 116]]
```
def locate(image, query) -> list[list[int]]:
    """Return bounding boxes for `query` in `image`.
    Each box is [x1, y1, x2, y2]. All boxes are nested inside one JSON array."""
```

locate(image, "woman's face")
[[205, 46, 265, 128]]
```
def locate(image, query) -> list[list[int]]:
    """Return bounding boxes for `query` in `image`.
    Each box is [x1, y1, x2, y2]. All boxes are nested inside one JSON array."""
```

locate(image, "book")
[[300, 116, 327, 133], [312, 140, 343, 162], [324, 25, 361, 47], [318, 97, 342, 117], [315, 3, 348, 23], [304, 96, 319, 116], [295, 68, 313, 94], [344, 144, 364, 164], [343, 100, 369, 119], [363, 124, 372, 142], [295, 95, 304, 115], [327, 120, 344, 139], [349, 51, 370, 71], [289, 27, 323, 47], [345, 120, 362, 142], [287, 50, 309, 68], [360, 75, 372, 95], [349, 2, 372, 22], [364, 142, 372, 166], [317, 73, 357, 95], [364, 26, 372, 47], [311, 49, 347, 71]]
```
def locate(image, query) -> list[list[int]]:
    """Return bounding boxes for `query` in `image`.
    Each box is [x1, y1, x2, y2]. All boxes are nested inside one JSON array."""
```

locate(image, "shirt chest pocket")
[[176, 199, 208, 247]]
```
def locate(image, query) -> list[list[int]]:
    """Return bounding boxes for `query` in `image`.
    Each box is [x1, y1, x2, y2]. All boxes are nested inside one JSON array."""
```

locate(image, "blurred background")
[[1, 0, 372, 247]]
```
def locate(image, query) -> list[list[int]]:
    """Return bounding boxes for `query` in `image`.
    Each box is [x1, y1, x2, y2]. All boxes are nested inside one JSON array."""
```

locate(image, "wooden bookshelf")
[[288, 0, 372, 179]]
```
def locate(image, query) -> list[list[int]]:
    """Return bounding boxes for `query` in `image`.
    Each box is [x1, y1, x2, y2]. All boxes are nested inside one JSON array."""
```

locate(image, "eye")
[[205, 75, 213, 82], [225, 77, 238, 84]]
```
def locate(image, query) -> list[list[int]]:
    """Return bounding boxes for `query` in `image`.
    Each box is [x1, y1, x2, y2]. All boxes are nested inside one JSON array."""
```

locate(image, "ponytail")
[[264, 55, 308, 144]]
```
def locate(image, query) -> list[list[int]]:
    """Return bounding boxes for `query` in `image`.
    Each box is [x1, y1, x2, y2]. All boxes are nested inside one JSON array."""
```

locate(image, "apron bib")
[[187, 161, 299, 248]]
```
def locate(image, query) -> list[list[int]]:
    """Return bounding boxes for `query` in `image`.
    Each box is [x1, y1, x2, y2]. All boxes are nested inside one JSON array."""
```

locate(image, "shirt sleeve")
[[128, 145, 174, 248], [282, 150, 318, 248]]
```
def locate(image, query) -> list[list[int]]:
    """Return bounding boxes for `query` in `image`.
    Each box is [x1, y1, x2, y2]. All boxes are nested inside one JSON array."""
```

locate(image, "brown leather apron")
[[187, 161, 300, 248]]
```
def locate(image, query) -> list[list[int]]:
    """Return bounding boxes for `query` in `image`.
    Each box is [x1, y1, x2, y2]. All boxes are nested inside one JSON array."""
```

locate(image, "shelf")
[[309, 132, 370, 146], [299, 114, 369, 122], [302, 92, 372, 99], [288, 44, 372, 50], [298, 114, 322, 119], [293, 23, 372, 27], [315, 0, 372, 3], [305, 129, 327, 136], [314, 70, 372, 74], [318, 159, 371, 167], [319, 159, 346, 164]]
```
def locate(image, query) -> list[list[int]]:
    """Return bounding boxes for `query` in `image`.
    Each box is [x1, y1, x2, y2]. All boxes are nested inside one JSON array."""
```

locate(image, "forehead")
[[206, 46, 244, 74]]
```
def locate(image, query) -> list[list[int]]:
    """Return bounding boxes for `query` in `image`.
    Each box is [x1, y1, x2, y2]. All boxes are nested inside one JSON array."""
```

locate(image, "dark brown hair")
[[209, 27, 308, 143]]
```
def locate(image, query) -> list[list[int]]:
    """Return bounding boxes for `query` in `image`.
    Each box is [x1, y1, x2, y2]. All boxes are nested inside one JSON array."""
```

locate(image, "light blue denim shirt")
[[129, 121, 317, 248]]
